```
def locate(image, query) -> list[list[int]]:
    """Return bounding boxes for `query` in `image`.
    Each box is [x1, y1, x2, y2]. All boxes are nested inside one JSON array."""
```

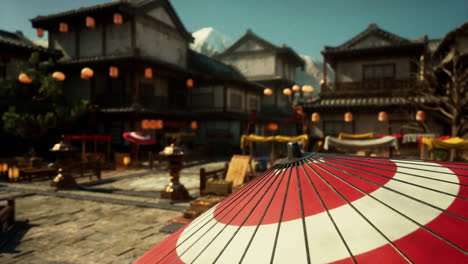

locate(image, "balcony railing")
[[321, 79, 419, 97]]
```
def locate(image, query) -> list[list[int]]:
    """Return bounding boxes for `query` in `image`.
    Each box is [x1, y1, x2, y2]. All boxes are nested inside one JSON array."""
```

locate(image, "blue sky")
[[2, 0, 467, 59]]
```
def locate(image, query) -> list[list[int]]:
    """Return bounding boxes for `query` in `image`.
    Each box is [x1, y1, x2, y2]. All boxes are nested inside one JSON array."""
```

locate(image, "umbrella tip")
[[287, 141, 302, 160]]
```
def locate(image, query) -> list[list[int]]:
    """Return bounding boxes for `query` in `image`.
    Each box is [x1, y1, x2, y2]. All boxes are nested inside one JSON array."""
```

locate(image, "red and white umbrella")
[[122, 132, 155, 145], [136, 142, 468, 263]]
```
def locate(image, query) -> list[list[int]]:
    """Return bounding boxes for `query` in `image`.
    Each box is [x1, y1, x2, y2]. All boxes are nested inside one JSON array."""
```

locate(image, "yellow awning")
[[241, 134, 309, 150], [421, 137, 468, 150], [338, 132, 374, 140]]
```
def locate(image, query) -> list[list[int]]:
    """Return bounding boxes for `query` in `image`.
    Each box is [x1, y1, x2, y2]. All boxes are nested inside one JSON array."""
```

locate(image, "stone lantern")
[[50, 136, 78, 189], [159, 144, 189, 200]]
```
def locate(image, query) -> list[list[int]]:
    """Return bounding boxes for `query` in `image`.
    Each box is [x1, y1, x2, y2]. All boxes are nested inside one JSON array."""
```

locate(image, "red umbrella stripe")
[[122, 132, 156, 145], [136, 152, 468, 264]]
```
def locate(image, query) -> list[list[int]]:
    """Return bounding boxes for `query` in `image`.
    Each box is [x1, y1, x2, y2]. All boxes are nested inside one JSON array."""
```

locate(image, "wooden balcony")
[[321, 79, 419, 97]]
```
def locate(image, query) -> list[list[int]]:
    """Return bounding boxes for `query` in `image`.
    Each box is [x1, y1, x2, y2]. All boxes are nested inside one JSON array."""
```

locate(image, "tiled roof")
[[303, 96, 431, 110], [323, 24, 426, 54], [0, 30, 61, 56], [188, 50, 264, 89], [216, 29, 304, 67]]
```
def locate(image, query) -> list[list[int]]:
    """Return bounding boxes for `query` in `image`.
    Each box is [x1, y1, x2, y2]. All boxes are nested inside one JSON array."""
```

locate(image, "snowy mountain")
[[190, 27, 232, 56], [191, 27, 332, 97]]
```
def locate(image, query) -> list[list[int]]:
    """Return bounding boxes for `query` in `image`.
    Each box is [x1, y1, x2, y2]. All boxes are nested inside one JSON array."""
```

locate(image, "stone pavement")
[[0, 160, 228, 263]]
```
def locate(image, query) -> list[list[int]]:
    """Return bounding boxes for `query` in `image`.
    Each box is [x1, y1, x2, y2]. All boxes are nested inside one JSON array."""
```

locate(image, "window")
[[248, 96, 259, 111], [363, 64, 395, 80], [192, 93, 214, 108], [228, 89, 244, 110]]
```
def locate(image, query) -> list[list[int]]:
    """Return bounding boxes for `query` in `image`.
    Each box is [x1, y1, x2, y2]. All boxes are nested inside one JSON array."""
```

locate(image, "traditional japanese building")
[[303, 24, 444, 137], [214, 29, 305, 136], [29, 0, 285, 155]]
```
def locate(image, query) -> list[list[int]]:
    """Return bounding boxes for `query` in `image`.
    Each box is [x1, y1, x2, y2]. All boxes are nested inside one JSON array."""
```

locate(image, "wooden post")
[[106, 140, 111, 162], [7, 199, 15, 224], [149, 151, 154, 170], [81, 139, 86, 161], [94, 138, 97, 154]]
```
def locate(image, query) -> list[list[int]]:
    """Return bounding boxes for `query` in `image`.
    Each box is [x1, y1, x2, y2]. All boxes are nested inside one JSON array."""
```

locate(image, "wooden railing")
[[321, 79, 419, 96]]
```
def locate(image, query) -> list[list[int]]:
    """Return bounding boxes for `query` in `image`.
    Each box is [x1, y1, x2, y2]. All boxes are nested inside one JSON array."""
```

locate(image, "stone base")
[[160, 183, 190, 201], [50, 173, 78, 189]]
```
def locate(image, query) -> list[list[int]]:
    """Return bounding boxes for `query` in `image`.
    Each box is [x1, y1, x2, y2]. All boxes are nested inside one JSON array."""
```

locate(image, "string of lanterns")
[[306, 110, 426, 123], [18, 66, 194, 87], [36, 13, 124, 37], [264, 84, 314, 96]]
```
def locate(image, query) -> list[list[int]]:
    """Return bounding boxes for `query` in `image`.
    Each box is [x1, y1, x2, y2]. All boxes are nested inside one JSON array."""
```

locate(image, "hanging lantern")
[[283, 88, 292, 96], [81, 67, 94, 80], [416, 110, 426, 121], [378, 111, 388, 122], [36, 28, 44, 38], [141, 120, 149, 130], [344, 112, 353, 122], [267, 123, 278, 131], [263, 88, 273, 96], [123, 155, 131, 167], [109, 66, 119, 78], [59, 22, 69, 32], [190, 121, 198, 130], [85, 16, 95, 28], [114, 13, 123, 24], [292, 84, 301, 92], [186, 78, 194, 88], [18, 73, 32, 84], [302, 85, 314, 93], [311, 112, 320, 123], [144, 67, 153, 79], [51, 71, 66, 81], [320, 79, 325, 85], [0, 163, 8, 174]]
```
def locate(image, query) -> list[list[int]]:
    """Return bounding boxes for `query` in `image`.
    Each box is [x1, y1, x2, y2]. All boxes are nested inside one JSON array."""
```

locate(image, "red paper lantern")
[[416, 110, 426, 121], [186, 78, 194, 88], [18, 73, 32, 84], [51, 71, 66, 81], [311, 112, 320, 123], [344, 112, 353, 122], [263, 88, 273, 96], [109, 66, 119, 78], [378, 111, 388, 122], [81, 67, 94, 80], [85, 16, 95, 28], [190, 121, 198, 130], [283, 88, 292, 95], [113, 13, 123, 24], [144, 68, 153, 79], [36, 28, 44, 38], [59, 22, 69, 32], [267, 123, 278, 131]]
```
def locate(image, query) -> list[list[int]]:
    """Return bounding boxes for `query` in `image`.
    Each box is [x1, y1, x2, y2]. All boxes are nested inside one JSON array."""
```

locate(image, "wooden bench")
[[21, 167, 57, 182], [199, 163, 229, 195]]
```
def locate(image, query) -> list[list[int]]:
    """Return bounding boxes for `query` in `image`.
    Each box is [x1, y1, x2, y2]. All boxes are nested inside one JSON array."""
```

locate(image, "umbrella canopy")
[[136, 142, 467, 264], [122, 132, 155, 145]]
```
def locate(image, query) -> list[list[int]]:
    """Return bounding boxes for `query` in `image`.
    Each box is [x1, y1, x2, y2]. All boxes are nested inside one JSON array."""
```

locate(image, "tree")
[[407, 50, 467, 138], [0, 52, 88, 153]]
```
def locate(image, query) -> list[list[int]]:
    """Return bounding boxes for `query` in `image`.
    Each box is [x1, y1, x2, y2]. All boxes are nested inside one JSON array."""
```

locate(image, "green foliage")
[[0, 52, 89, 140]]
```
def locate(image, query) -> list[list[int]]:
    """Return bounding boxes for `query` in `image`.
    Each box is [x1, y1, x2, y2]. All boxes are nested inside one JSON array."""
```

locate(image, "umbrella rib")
[[321, 152, 468, 169], [295, 163, 312, 264], [324, 155, 468, 179], [270, 162, 294, 264], [174, 164, 288, 261], [210, 163, 289, 263], [321, 157, 468, 221], [151, 165, 281, 264], [325, 155, 468, 178], [314, 158, 468, 254], [298, 159, 357, 264], [303, 159, 414, 264], [322, 156, 468, 200], [238, 163, 295, 263]]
